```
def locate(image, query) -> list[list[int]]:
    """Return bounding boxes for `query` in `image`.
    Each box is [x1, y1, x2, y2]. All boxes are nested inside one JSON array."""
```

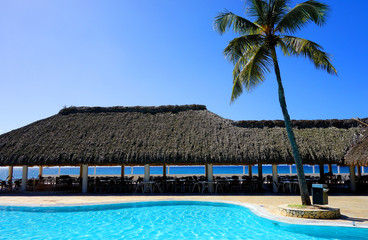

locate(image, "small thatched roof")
[[0, 105, 365, 166], [345, 128, 368, 166]]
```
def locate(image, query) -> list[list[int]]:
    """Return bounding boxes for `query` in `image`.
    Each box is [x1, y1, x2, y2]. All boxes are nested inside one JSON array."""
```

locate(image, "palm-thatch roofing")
[[345, 128, 368, 166], [0, 105, 366, 166]]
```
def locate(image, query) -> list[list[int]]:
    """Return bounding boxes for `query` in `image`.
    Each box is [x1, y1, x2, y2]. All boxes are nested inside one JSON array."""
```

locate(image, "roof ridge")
[[59, 104, 207, 115], [235, 118, 368, 129]]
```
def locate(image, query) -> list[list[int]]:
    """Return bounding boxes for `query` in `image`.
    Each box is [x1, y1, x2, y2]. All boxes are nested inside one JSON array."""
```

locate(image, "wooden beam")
[[258, 164, 262, 178], [144, 164, 150, 181], [82, 164, 88, 193], [21, 165, 28, 191], [163, 164, 167, 178], [272, 164, 278, 193], [121, 165, 125, 179], [349, 165, 357, 192]]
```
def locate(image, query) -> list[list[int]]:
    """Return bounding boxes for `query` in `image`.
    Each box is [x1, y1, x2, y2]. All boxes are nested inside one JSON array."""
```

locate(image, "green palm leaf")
[[214, 11, 260, 35], [231, 44, 272, 101], [224, 34, 264, 64], [249, 0, 267, 26], [280, 36, 337, 75], [277, 38, 291, 56], [269, 0, 290, 25], [276, 0, 328, 34]]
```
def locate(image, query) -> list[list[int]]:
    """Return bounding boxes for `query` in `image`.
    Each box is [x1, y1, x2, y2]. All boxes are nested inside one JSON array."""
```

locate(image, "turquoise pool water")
[[0, 201, 366, 240]]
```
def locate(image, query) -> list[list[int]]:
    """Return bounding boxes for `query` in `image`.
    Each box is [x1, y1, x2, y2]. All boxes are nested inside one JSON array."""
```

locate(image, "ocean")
[[0, 165, 365, 180]]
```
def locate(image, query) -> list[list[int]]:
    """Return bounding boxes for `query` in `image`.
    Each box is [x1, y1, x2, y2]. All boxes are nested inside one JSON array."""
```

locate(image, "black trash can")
[[312, 184, 329, 205]]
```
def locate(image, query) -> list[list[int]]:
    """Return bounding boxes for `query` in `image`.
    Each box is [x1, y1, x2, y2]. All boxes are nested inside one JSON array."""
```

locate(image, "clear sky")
[[0, 0, 367, 134]]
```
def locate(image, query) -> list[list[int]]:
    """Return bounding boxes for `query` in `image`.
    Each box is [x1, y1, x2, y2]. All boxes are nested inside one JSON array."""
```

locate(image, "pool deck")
[[0, 193, 367, 228]]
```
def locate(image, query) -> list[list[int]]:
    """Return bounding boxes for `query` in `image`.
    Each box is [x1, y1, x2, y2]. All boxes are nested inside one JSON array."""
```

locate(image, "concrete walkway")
[[0, 193, 367, 227]]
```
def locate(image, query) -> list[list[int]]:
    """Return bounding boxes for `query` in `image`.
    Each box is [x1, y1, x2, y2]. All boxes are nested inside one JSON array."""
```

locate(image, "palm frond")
[[248, 0, 268, 26], [277, 38, 291, 56], [214, 11, 260, 35], [224, 34, 264, 64], [280, 36, 337, 75], [231, 61, 244, 102], [269, 0, 290, 25], [276, 0, 329, 34], [231, 44, 272, 102]]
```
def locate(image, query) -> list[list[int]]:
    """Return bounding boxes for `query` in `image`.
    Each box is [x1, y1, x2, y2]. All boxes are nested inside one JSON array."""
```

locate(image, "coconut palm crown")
[[214, 0, 337, 205]]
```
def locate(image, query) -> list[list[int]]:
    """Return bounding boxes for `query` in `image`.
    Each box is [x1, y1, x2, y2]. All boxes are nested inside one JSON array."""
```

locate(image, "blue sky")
[[0, 0, 367, 133]]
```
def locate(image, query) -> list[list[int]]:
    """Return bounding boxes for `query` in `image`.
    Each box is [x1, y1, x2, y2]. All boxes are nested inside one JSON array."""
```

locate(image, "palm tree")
[[214, 0, 336, 205]]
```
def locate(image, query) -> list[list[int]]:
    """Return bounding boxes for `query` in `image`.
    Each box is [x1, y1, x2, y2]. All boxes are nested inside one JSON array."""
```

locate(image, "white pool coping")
[[1, 199, 367, 229]]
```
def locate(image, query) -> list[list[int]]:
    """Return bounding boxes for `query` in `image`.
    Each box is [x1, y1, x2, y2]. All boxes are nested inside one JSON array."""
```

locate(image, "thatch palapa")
[[0, 105, 365, 166], [345, 128, 368, 166]]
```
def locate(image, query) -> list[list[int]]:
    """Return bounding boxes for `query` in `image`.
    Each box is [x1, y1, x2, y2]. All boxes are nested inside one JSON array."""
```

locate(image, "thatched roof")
[[345, 128, 368, 166], [0, 105, 365, 166]]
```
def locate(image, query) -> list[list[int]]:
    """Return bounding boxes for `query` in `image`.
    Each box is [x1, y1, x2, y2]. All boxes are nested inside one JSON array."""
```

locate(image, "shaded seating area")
[[16, 175, 268, 194], [0, 163, 367, 194], [3, 167, 364, 195], [0, 179, 21, 192], [0, 162, 367, 194]]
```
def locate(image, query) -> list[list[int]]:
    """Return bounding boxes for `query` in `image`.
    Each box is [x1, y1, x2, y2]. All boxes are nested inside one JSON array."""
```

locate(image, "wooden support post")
[[163, 164, 167, 178], [349, 165, 357, 192], [82, 164, 88, 193], [207, 164, 213, 193], [272, 164, 278, 193], [21, 165, 28, 191], [144, 164, 150, 181], [121, 165, 125, 179], [328, 164, 333, 173], [8, 166, 13, 181], [319, 164, 325, 180], [258, 164, 262, 178], [357, 165, 362, 178], [205, 164, 212, 181], [38, 166, 43, 179], [205, 164, 207, 179], [289, 165, 292, 174], [248, 165, 252, 178], [257, 163, 263, 189]]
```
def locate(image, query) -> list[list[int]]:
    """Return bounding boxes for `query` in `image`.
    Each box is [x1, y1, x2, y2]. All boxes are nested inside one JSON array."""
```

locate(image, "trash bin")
[[312, 184, 329, 205]]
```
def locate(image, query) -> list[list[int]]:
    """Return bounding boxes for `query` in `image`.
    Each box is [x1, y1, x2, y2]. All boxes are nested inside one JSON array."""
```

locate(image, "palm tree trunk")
[[271, 47, 311, 205]]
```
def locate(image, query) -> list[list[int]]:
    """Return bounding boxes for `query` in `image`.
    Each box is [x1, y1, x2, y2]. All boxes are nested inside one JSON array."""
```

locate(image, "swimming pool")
[[0, 201, 366, 240]]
